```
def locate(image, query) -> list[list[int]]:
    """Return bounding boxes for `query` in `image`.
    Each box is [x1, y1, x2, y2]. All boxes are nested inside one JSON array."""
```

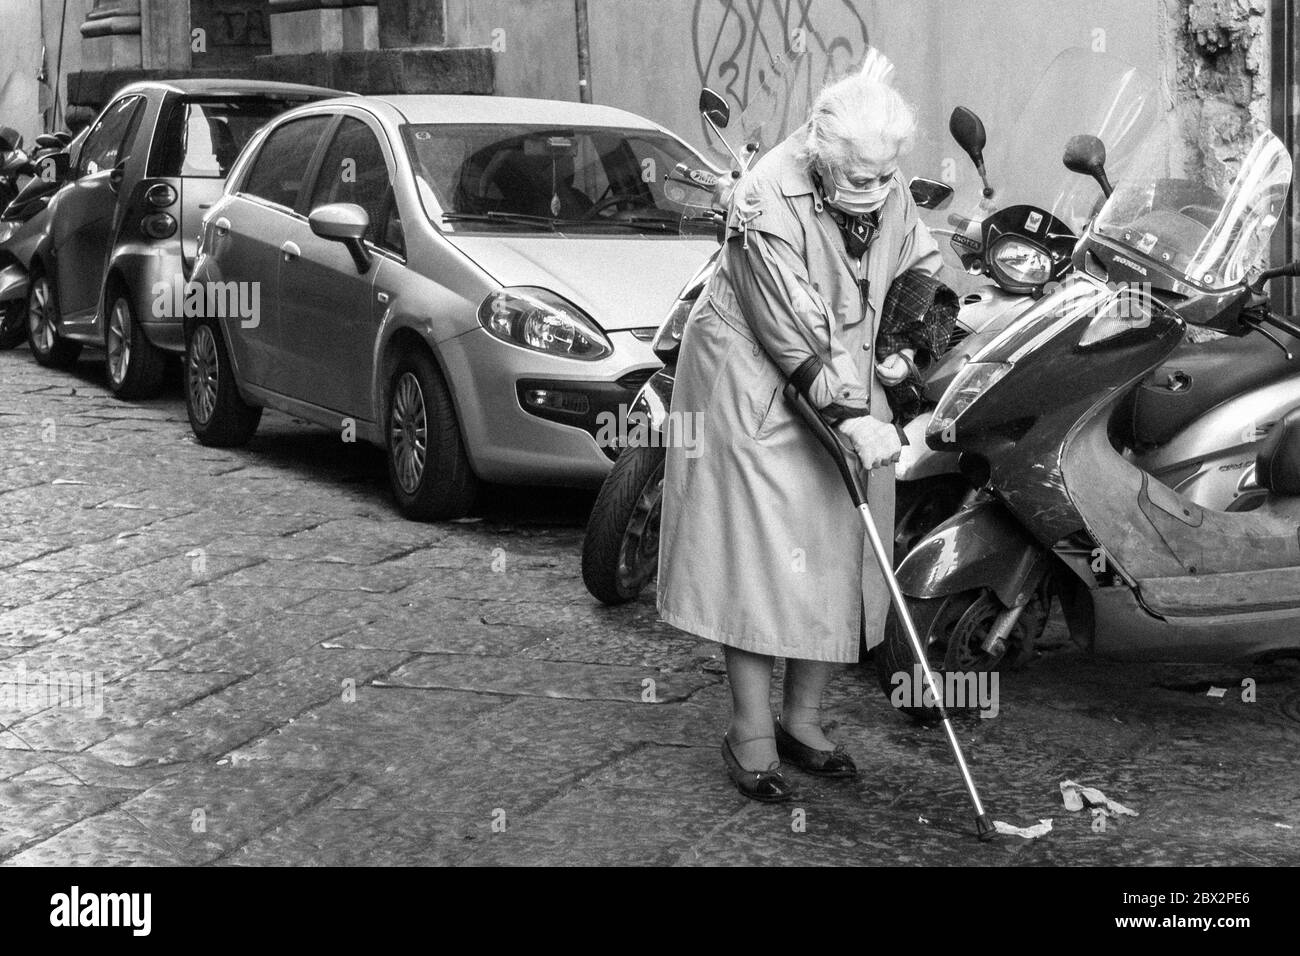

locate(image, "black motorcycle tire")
[[582, 443, 666, 605], [873, 586, 1049, 723]]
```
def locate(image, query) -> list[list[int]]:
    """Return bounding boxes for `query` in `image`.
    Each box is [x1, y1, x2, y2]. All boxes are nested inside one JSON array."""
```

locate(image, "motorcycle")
[[0, 131, 74, 349], [876, 116, 1300, 718], [894, 47, 1161, 557]]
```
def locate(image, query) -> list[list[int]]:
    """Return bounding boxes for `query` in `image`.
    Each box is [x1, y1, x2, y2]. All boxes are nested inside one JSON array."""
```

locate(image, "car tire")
[[581, 443, 665, 605], [105, 288, 167, 399], [0, 300, 26, 349], [185, 317, 261, 446], [385, 351, 477, 521], [26, 273, 81, 368]]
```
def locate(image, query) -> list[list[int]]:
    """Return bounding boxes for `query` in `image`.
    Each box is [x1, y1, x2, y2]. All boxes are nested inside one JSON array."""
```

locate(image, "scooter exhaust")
[[783, 377, 997, 842]]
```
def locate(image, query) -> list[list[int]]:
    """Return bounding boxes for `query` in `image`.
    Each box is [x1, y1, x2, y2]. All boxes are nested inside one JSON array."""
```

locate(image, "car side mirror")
[[309, 202, 371, 272], [698, 88, 730, 129], [908, 177, 954, 210], [1063, 134, 1112, 197], [34, 133, 62, 151]]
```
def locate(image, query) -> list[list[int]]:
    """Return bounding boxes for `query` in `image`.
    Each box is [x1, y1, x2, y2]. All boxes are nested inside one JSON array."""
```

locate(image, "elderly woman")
[[657, 56, 941, 801]]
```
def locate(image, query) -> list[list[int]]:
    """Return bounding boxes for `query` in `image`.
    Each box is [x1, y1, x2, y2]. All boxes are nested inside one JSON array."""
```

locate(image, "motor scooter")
[[877, 117, 1300, 718], [0, 133, 74, 349]]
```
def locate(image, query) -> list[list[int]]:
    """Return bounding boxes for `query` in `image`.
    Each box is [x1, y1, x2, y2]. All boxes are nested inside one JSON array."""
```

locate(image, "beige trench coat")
[[656, 130, 941, 663]]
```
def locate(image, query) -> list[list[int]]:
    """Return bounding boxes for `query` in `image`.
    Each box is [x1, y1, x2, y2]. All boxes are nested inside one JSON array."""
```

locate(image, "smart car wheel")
[[386, 352, 477, 521], [26, 273, 81, 368], [105, 290, 166, 399], [185, 318, 261, 447]]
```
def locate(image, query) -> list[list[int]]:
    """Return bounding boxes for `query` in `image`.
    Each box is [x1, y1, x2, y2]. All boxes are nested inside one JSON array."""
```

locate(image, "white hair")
[[799, 69, 918, 170]]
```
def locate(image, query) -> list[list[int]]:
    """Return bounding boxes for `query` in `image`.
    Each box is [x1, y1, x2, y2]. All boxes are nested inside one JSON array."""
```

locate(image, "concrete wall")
[[445, 0, 1167, 182], [0, 0, 95, 145]]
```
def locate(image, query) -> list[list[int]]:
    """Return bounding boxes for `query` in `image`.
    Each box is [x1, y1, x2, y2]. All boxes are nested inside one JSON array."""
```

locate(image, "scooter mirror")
[[948, 107, 986, 167], [1063, 134, 1113, 197], [908, 177, 954, 210], [698, 88, 730, 129]]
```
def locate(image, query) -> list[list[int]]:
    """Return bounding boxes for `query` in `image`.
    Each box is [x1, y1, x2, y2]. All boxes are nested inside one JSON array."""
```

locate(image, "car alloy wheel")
[[106, 297, 133, 387], [28, 277, 54, 354], [188, 323, 219, 425], [389, 371, 428, 495]]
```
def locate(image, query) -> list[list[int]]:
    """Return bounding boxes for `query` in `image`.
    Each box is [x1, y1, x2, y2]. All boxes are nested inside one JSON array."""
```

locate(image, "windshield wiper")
[[441, 211, 559, 231]]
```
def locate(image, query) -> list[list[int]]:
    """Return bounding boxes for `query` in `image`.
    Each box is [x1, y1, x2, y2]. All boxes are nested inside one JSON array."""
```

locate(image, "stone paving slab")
[[2, 348, 1299, 865]]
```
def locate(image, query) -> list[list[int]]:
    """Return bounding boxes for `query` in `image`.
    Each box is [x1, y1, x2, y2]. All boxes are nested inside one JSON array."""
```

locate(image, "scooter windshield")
[[946, 47, 1160, 236], [1093, 123, 1292, 289]]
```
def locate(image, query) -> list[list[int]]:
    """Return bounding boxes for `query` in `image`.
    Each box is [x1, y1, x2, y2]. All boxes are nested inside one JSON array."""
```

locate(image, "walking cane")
[[784, 360, 997, 841]]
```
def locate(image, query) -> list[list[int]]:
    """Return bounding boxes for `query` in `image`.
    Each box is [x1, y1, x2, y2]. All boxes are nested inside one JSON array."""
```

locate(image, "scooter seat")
[[1131, 334, 1298, 447], [1255, 405, 1300, 495]]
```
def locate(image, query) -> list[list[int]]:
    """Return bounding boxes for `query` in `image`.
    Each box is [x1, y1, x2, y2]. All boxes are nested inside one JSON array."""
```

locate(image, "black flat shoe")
[[775, 718, 858, 778], [721, 734, 796, 803]]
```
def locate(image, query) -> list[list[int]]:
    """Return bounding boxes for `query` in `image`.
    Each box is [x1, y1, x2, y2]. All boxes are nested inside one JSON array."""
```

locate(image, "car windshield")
[[1094, 121, 1292, 289], [151, 97, 310, 179], [401, 122, 717, 234]]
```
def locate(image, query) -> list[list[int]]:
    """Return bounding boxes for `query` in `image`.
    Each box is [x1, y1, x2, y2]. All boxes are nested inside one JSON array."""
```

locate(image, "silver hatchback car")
[[185, 95, 717, 519]]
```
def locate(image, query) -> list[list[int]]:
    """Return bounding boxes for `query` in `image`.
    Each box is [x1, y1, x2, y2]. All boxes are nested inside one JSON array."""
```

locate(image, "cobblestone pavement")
[[1, 346, 1298, 866]]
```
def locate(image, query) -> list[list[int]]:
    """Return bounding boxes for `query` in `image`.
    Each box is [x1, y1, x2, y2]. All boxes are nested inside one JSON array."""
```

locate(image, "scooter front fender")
[[627, 366, 675, 437], [0, 262, 28, 304], [895, 496, 1048, 607]]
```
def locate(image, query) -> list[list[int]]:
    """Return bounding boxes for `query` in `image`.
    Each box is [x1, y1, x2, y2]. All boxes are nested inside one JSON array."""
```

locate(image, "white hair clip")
[[858, 47, 896, 86]]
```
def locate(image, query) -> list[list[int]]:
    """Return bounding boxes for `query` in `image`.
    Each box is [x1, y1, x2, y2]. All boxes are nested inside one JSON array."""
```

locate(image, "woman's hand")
[[834, 416, 902, 470], [875, 348, 915, 386]]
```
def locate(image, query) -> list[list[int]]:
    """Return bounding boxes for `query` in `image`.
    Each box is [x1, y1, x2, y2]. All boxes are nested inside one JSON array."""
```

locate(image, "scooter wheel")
[[582, 443, 666, 605]]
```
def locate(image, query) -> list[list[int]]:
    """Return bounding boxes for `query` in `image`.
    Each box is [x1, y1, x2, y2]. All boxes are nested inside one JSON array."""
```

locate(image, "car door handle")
[[198, 202, 213, 210], [281, 241, 300, 262], [214, 217, 230, 236]]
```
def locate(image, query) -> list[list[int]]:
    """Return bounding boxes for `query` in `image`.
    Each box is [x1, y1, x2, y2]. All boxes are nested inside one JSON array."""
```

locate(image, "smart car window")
[[400, 122, 715, 233], [242, 115, 331, 210], [308, 117, 393, 245], [78, 95, 144, 177], [152, 98, 303, 179]]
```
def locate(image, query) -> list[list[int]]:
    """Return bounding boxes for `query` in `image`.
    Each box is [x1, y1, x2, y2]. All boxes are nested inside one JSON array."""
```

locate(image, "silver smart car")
[[23, 79, 341, 398], [184, 95, 718, 519]]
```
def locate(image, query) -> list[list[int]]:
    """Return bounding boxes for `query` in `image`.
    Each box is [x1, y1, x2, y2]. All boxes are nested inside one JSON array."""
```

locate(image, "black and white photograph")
[[0, 0, 1295, 917]]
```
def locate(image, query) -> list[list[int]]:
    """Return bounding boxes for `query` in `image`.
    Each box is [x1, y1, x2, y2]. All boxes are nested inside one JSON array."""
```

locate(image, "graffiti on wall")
[[691, 0, 869, 151]]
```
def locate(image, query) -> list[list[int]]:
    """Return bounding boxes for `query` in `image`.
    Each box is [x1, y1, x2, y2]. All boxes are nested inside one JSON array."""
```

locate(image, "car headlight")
[[990, 237, 1052, 287], [477, 287, 612, 360], [927, 361, 1013, 444]]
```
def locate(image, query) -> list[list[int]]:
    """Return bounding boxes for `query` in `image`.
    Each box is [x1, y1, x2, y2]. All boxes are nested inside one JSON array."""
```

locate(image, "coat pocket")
[[740, 340, 786, 442]]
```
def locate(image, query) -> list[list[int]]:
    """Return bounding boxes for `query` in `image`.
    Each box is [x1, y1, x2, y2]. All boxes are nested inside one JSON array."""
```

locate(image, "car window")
[[152, 97, 308, 179], [308, 116, 399, 249], [400, 122, 716, 234], [242, 115, 331, 210], [77, 95, 144, 177]]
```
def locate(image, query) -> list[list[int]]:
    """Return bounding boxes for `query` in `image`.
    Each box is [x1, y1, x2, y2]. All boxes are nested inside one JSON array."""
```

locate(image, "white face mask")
[[822, 165, 892, 215]]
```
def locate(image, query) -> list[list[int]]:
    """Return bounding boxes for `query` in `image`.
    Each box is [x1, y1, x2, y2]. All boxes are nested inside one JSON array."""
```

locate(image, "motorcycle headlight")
[[477, 287, 612, 361], [990, 237, 1052, 287], [927, 361, 1013, 445]]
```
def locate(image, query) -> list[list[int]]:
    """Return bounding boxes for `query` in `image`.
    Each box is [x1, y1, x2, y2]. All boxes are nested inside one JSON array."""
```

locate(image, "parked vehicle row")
[[1, 82, 719, 518]]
